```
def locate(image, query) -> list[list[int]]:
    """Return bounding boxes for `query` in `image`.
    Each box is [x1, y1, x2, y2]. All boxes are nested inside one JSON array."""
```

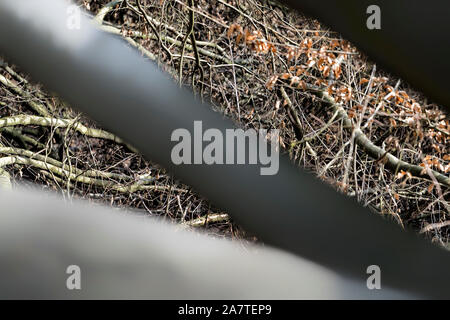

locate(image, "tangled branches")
[[0, 59, 232, 236], [1, 0, 449, 245]]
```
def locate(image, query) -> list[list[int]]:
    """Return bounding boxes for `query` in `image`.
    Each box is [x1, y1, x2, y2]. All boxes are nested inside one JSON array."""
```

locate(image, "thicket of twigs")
[[0, 0, 448, 247]]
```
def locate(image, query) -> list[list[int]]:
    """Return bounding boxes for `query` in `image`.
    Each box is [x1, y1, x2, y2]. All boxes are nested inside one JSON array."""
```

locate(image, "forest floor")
[[0, 0, 448, 248]]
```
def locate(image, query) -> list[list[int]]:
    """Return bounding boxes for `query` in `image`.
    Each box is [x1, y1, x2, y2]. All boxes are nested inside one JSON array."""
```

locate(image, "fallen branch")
[[316, 89, 450, 187], [0, 114, 137, 152], [183, 213, 230, 227], [0, 146, 131, 182], [0, 155, 188, 194], [93, 0, 123, 25]]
